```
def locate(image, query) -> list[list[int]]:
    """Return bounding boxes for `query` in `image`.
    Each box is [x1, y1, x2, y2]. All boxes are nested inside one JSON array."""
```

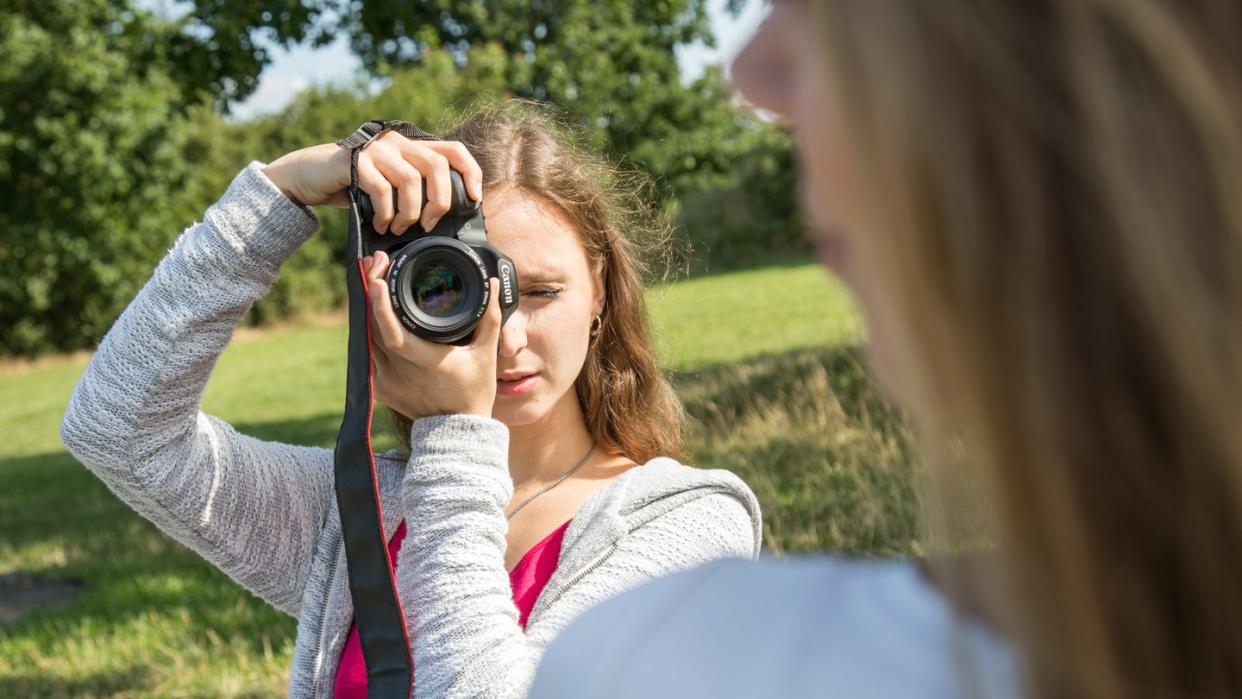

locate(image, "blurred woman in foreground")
[[531, 0, 1242, 696]]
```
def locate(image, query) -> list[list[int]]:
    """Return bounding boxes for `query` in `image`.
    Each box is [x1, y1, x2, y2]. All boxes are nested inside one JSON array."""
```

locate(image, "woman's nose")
[[730, 2, 798, 119], [498, 310, 528, 358]]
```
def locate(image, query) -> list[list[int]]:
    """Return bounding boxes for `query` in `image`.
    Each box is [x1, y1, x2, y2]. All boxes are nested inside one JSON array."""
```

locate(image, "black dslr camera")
[[356, 169, 519, 345]]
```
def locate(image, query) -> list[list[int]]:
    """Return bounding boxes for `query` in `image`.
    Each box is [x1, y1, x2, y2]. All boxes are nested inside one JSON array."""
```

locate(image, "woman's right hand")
[[261, 134, 484, 235]]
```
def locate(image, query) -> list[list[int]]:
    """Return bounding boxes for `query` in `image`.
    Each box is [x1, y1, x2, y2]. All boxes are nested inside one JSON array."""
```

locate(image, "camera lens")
[[412, 261, 466, 318], [389, 238, 488, 343]]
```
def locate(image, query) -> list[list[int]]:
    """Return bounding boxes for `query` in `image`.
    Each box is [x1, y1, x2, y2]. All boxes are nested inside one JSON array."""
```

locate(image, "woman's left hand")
[[363, 251, 501, 420]]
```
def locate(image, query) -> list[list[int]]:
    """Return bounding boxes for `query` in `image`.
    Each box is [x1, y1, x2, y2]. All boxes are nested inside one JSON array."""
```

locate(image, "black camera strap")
[[334, 120, 438, 699]]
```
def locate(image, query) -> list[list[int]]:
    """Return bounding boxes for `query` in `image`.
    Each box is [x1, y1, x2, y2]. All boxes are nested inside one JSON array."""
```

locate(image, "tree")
[[184, 0, 757, 200], [0, 1, 199, 354], [0, 0, 794, 356]]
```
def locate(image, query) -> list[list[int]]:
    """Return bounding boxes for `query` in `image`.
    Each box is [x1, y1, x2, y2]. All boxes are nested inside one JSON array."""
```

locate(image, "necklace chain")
[[505, 443, 596, 521]]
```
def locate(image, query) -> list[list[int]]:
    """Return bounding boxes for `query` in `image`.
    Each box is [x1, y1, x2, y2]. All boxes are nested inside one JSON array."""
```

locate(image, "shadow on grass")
[[0, 413, 343, 553], [672, 343, 901, 430], [0, 665, 155, 699], [0, 412, 355, 661], [674, 344, 920, 557], [1, 454, 295, 660]]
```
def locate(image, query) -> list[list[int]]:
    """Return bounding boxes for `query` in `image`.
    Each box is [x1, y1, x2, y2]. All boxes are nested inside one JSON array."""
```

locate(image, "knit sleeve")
[[395, 414, 758, 699], [59, 162, 336, 617]]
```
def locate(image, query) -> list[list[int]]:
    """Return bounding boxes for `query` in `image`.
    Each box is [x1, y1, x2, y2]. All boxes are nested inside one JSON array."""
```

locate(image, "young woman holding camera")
[[532, 1, 1242, 697], [60, 104, 760, 698]]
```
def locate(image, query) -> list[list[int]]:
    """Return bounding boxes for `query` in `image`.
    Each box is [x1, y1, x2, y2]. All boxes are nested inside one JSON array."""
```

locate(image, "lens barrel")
[[386, 237, 492, 344]]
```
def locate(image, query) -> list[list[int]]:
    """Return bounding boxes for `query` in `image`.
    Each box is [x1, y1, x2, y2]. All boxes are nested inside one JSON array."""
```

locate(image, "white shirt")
[[529, 556, 1023, 698]]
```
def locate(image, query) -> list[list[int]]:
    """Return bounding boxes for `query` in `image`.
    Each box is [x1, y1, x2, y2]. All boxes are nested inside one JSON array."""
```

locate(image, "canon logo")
[[500, 264, 514, 305]]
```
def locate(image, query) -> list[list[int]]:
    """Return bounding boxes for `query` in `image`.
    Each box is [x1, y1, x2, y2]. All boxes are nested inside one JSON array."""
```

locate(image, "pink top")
[[333, 517, 573, 698]]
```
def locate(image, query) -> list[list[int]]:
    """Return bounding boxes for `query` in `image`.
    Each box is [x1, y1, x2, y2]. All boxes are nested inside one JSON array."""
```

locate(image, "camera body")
[[356, 170, 518, 345]]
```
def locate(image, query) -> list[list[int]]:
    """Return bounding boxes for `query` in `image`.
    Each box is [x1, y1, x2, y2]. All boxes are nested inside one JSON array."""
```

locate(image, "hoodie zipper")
[[540, 541, 619, 611], [309, 541, 341, 698]]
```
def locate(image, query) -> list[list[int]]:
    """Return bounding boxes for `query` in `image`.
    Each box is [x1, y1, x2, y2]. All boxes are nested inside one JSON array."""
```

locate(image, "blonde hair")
[[387, 101, 685, 463], [811, 1, 1242, 696]]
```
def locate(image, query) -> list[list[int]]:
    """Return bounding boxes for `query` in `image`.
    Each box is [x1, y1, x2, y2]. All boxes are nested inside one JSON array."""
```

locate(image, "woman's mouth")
[[496, 372, 540, 397]]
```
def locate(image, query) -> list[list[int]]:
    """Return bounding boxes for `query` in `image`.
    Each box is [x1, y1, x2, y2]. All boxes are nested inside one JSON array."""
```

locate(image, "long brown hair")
[[810, 1, 1242, 696], [387, 101, 684, 463]]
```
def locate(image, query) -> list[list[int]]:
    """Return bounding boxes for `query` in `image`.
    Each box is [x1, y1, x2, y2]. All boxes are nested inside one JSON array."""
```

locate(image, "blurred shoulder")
[[530, 556, 1023, 699]]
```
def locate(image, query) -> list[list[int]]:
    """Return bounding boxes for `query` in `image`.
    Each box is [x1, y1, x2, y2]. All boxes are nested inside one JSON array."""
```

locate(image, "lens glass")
[[412, 261, 466, 318]]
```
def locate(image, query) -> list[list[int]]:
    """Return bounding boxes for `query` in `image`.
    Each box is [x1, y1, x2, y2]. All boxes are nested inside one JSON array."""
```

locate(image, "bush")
[[0, 2, 197, 355], [673, 125, 809, 272]]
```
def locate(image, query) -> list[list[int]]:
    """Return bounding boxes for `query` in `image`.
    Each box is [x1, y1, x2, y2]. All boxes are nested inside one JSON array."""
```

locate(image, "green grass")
[[648, 263, 865, 372], [0, 260, 918, 697]]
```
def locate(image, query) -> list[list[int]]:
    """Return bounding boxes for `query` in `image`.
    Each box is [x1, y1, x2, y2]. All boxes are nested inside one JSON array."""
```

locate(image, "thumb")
[[472, 278, 503, 352]]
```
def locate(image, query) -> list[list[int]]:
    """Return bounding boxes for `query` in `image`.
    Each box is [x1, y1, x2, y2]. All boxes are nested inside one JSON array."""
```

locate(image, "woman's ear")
[[591, 260, 607, 317]]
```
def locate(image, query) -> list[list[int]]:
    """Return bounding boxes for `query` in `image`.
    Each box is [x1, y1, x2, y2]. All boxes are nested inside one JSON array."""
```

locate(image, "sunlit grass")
[[649, 263, 864, 372]]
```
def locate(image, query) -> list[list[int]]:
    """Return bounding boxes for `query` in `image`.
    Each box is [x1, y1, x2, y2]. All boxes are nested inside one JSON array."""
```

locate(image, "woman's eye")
[[523, 289, 562, 300]]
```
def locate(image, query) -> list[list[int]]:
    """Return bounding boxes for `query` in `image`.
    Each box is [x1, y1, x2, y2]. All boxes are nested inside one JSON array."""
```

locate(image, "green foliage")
[[199, 0, 722, 183], [0, 1, 196, 355], [167, 0, 784, 204], [1, 0, 800, 356], [673, 121, 808, 272]]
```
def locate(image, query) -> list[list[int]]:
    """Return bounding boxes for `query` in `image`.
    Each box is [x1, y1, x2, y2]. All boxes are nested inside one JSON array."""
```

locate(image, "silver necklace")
[[505, 443, 596, 520]]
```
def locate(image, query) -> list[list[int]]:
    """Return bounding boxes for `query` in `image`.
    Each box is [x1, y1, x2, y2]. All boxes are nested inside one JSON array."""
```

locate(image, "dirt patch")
[[0, 572, 84, 624], [0, 349, 93, 376]]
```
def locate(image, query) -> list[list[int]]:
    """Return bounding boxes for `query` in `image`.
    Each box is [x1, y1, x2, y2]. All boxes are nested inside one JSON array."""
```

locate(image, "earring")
[[590, 315, 602, 338]]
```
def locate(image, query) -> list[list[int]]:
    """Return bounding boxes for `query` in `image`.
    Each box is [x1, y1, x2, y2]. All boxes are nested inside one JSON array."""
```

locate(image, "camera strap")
[[334, 119, 437, 699]]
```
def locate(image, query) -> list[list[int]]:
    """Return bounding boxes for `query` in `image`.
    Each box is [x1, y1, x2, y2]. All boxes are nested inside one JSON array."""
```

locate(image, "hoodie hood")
[[558, 457, 762, 566], [529, 457, 762, 623]]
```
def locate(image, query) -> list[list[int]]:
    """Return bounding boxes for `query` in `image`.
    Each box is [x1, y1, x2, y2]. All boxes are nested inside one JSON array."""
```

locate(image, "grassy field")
[[0, 261, 918, 697]]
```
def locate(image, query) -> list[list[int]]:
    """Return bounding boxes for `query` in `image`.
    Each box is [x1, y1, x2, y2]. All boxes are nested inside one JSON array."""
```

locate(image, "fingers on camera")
[[363, 252, 389, 280], [368, 275, 405, 352], [429, 141, 484, 202], [357, 157, 394, 234], [384, 160, 424, 236], [404, 148, 451, 231], [366, 136, 483, 235], [473, 278, 503, 350]]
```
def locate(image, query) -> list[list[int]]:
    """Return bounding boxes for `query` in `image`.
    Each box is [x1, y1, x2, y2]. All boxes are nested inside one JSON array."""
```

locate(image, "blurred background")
[[0, 1, 917, 695]]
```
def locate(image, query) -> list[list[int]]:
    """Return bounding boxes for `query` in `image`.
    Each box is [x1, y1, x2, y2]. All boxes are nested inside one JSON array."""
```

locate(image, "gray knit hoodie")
[[58, 162, 762, 698]]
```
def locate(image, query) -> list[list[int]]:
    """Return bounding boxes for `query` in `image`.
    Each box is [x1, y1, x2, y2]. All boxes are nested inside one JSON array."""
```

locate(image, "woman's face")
[[482, 189, 604, 428], [731, 0, 900, 390]]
